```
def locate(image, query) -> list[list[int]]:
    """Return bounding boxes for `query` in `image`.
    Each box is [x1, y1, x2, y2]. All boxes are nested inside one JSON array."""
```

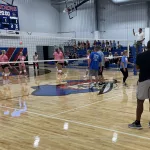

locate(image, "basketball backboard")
[[1, 0, 14, 5], [65, 0, 77, 19]]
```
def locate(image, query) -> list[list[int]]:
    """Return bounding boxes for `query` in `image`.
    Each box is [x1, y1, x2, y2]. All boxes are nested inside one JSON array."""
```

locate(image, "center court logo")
[[31, 80, 114, 96]]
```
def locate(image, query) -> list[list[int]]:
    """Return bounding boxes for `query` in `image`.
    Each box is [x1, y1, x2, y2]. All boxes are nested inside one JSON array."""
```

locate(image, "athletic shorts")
[[56, 62, 64, 66], [1, 64, 8, 69], [98, 66, 104, 76], [89, 69, 98, 77], [137, 80, 150, 100], [58, 63, 64, 66]]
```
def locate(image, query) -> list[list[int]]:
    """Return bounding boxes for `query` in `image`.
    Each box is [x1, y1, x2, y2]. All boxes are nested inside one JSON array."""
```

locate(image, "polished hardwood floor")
[[0, 66, 150, 150]]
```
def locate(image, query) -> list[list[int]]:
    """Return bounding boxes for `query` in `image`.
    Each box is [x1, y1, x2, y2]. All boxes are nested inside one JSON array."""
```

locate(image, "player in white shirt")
[[84, 50, 90, 78], [97, 48, 105, 85], [33, 52, 39, 69], [133, 28, 145, 54]]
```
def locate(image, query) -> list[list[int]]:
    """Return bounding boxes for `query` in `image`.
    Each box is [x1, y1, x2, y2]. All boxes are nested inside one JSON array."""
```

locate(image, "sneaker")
[[123, 83, 128, 87], [128, 121, 142, 129], [149, 122, 150, 128], [99, 82, 105, 86], [89, 83, 94, 89]]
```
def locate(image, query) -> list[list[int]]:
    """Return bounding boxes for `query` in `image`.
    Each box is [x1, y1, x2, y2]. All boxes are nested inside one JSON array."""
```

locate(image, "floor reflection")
[[0, 78, 30, 118]]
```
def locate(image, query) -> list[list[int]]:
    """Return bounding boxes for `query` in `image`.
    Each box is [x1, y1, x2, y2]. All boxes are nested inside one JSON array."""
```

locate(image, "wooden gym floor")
[[0, 66, 150, 150]]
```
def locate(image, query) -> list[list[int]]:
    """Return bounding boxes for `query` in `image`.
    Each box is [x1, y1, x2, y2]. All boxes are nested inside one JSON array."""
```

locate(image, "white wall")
[[11, 0, 60, 33], [0, 0, 62, 62], [98, 0, 147, 42], [59, 1, 95, 38], [0, 35, 72, 62]]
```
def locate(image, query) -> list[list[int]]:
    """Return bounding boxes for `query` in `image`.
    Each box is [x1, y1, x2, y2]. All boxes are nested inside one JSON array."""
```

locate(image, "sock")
[[3, 80, 5, 85], [5, 80, 9, 84]]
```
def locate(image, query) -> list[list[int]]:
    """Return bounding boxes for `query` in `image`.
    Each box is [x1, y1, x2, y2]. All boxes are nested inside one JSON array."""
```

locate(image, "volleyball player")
[[120, 50, 133, 86], [88, 46, 102, 88], [18, 52, 27, 77], [53, 48, 64, 75], [33, 52, 39, 70], [120, 50, 129, 86], [0, 50, 11, 85]]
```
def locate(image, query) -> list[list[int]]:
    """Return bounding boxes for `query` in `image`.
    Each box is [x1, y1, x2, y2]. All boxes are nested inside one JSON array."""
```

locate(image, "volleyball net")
[[0, 34, 145, 77]]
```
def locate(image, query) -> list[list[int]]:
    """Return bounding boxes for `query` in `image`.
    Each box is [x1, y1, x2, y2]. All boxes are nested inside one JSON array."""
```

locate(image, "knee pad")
[[2, 72, 4, 76], [24, 70, 26, 73], [20, 71, 22, 74]]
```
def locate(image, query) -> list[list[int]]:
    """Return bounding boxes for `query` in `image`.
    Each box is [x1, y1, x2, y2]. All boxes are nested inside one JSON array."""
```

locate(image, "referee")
[[128, 41, 150, 129]]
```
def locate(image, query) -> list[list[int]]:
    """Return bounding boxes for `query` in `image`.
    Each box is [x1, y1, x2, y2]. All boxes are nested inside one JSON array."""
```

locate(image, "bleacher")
[[76, 46, 134, 68]]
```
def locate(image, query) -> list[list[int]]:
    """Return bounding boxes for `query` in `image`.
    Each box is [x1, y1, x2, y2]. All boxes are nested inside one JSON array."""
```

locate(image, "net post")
[[127, 41, 129, 57], [132, 42, 137, 76]]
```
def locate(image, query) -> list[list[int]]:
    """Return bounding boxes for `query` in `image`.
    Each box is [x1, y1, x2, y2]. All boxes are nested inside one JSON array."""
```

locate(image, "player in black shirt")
[[128, 41, 150, 129]]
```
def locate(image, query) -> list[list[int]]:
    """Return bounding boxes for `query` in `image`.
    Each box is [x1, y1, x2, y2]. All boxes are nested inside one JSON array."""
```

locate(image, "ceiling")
[[51, 0, 74, 5], [111, 0, 150, 5]]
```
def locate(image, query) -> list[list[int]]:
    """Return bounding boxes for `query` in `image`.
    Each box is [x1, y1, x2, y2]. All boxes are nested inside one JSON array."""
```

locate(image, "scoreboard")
[[0, 4, 19, 31]]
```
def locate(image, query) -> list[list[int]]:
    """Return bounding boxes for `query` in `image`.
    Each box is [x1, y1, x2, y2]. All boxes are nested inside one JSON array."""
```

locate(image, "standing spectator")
[[133, 28, 145, 54], [128, 41, 150, 129]]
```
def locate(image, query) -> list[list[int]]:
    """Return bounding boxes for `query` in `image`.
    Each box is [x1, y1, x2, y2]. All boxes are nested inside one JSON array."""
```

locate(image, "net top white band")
[[0, 56, 122, 64]]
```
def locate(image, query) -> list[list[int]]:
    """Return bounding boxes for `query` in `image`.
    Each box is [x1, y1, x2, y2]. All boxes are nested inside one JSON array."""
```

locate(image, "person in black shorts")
[[97, 47, 105, 85], [128, 41, 150, 129]]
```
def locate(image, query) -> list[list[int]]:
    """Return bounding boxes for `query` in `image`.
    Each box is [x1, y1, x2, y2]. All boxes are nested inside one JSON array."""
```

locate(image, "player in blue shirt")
[[88, 46, 102, 88], [120, 50, 132, 86], [120, 50, 128, 86]]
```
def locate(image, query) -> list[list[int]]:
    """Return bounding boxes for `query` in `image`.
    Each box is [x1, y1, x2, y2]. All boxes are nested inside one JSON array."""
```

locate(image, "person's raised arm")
[[133, 29, 135, 36]]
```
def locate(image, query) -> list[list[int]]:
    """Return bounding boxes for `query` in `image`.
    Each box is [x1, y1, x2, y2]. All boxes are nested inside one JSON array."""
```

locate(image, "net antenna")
[[1, 0, 14, 6]]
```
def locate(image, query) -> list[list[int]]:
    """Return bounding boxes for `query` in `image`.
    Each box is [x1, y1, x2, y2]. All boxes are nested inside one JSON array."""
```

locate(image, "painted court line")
[[1, 103, 150, 141], [21, 111, 150, 141], [50, 91, 134, 117], [2, 105, 150, 141]]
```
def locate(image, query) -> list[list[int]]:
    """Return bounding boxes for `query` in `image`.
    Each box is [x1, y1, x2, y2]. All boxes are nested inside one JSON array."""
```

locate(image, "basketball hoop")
[[65, 0, 77, 19]]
